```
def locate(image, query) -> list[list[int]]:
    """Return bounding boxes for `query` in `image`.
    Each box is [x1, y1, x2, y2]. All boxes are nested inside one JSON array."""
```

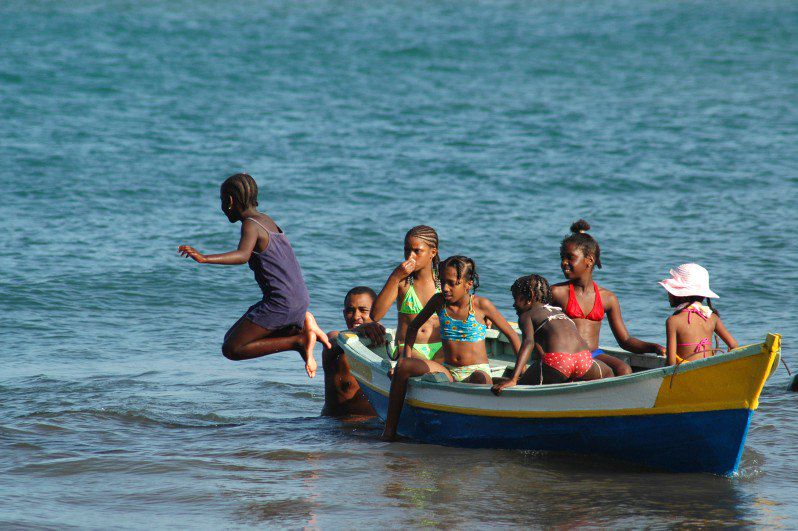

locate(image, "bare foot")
[[379, 431, 397, 442], [305, 352, 317, 379], [298, 323, 318, 378], [305, 312, 331, 349]]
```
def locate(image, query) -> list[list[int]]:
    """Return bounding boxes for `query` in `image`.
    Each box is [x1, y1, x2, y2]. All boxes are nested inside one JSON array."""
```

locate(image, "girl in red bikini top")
[[550, 220, 665, 376], [660, 263, 738, 366], [564, 281, 605, 321]]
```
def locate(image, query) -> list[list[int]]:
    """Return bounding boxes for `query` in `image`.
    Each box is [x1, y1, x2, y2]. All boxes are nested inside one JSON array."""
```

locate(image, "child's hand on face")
[[178, 245, 207, 263], [394, 258, 416, 278]]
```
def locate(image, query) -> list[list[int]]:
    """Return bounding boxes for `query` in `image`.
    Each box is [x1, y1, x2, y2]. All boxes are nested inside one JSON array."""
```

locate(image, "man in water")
[[322, 286, 385, 417]]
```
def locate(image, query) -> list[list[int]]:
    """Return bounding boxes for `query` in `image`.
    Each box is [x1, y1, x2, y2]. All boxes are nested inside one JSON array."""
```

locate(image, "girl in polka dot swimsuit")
[[493, 274, 612, 395]]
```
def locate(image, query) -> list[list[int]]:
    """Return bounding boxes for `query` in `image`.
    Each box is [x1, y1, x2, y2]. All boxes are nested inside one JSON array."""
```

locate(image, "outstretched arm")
[[178, 221, 260, 265], [714, 317, 738, 351], [370, 259, 416, 321], [478, 298, 521, 355], [492, 315, 536, 396], [402, 293, 444, 358], [606, 293, 665, 355]]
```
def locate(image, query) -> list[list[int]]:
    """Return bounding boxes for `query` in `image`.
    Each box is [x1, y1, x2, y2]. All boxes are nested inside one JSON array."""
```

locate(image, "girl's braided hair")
[[439, 255, 480, 293], [561, 219, 602, 269], [406, 225, 440, 289], [221, 173, 259, 211], [511, 274, 552, 305]]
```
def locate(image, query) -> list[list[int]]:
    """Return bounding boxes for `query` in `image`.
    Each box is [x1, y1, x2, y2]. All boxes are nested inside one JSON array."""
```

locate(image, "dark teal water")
[[2, 0, 797, 527]]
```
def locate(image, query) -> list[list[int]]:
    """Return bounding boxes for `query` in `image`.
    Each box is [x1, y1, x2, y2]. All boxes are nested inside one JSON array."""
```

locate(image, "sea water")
[[1, 0, 797, 527]]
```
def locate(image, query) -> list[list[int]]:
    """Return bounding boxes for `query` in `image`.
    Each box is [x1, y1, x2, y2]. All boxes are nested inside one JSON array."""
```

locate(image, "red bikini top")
[[564, 282, 605, 321]]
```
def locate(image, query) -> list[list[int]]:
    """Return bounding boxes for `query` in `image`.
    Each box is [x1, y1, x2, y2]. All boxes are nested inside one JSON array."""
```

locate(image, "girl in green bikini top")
[[370, 225, 443, 361]]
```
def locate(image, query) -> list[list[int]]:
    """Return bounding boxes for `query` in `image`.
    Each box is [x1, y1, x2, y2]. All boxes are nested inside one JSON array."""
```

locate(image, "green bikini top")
[[399, 284, 440, 314]]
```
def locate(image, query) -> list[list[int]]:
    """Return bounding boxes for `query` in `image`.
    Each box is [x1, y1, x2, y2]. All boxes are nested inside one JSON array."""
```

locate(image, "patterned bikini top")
[[399, 284, 440, 314], [437, 295, 487, 343]]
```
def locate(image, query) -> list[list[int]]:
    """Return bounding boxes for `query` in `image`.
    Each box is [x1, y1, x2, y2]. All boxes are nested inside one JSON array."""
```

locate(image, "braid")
[[561, 219, 602, 269], [706, 298, 720, 317], [531, 274, 552, 304], [510, 276, 533, 301], [405, 225, 441, 289], [511, 274, 551, 304], [439, 255, 479, 293], [221, 173, 259, 210]]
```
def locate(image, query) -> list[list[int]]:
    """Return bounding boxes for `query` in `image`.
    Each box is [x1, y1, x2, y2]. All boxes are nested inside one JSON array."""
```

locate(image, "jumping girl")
[[492, 274, 611, 395], [371, 226, 443, 361], [381, 256, 521, 440], [178, 173, 330, 378], [660, 263, 737, 366], [550, 220, 664, 376]]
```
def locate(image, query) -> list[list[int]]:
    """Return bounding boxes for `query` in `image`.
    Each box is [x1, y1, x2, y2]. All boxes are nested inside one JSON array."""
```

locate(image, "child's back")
[[660, 264, 737, 366], [525, 304, 589, 355], [667, 302, 717, 362], [245, 214, 310, 327], [493, 275, 611, 393]]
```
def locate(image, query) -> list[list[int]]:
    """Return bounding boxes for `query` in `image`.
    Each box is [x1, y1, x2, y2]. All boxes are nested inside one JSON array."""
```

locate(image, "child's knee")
[[469, 371, 491, 384], [395, 359, 417, 379], [221, 341, 241, 361], [614, 364, 632, 376]]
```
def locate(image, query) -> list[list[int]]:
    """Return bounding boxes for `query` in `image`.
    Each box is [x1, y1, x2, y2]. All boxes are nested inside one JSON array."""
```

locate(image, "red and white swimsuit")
[[535, 305, 594, 380]]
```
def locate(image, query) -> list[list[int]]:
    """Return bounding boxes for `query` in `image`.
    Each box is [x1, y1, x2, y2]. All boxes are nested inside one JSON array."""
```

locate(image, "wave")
[[21, 408, 247, 429]]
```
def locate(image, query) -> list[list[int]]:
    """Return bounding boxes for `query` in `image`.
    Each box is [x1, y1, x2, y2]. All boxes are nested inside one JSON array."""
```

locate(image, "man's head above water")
[[343, 286, 378, 329]]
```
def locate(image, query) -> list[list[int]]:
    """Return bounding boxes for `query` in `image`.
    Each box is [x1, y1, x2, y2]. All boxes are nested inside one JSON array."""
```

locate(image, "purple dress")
[[242, 218, 310, 330]]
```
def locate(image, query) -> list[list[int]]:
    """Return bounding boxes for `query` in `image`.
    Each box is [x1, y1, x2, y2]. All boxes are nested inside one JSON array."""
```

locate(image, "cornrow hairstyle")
[[561, 219, 602, 269], [405, 225, 441, 289], [344, 286, 377, 306], [221, 173, 259, 211], [439, 255, 480, 293], [510, 274, 552, 305]]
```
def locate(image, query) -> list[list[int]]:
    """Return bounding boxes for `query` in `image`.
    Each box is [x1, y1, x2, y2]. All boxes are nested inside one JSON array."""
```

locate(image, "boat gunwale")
[[336, 329, 778, 398]]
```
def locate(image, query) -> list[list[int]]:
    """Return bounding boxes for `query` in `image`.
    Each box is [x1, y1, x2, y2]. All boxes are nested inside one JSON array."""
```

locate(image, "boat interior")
[[367, 328, 667, 380]]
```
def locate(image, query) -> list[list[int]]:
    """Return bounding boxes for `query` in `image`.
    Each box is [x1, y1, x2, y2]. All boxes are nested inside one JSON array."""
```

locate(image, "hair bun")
[[570, 219, 591, 234]]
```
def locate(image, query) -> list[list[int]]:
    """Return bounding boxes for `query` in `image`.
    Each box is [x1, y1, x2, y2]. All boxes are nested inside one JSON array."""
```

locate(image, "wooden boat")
[[336, 329, 782, 475]]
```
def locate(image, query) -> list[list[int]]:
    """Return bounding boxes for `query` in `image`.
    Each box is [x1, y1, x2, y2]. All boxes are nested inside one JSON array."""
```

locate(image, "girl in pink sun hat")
[[660, 263, 738, 366]]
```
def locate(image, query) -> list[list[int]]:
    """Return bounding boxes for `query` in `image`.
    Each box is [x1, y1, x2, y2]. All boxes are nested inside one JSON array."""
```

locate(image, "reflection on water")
[[371, 441, 759, 528]]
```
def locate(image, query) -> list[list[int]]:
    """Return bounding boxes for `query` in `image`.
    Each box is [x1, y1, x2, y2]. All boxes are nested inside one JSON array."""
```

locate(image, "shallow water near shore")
[[2, 0, 797, 527]]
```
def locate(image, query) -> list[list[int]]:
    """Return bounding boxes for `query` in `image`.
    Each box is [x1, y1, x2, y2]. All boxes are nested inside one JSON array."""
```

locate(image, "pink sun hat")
[[659, 263, 719, 299]]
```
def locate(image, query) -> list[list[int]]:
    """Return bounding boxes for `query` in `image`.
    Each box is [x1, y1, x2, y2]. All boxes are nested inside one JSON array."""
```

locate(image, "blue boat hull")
[[360, 385, 751, 475]]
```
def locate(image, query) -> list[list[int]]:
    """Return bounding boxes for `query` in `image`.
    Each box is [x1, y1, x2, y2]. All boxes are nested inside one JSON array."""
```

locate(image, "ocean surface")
[[2, 0, 797, 527]]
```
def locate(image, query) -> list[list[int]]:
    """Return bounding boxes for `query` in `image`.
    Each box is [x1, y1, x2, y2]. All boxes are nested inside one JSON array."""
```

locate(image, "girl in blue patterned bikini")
[[371, 226, 444, 361], [380, 255, 521, 440]]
